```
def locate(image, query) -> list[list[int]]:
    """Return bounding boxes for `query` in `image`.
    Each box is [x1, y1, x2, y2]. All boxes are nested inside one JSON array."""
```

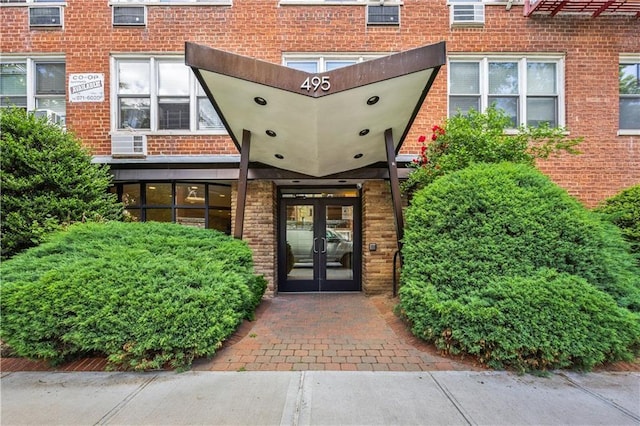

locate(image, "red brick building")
[[1, 0, 639, 294]]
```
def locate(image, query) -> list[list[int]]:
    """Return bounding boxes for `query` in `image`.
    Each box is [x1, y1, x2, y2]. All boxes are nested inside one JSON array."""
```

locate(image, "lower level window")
[[110, 181, 232, 234], [620, 58, 640, 131]]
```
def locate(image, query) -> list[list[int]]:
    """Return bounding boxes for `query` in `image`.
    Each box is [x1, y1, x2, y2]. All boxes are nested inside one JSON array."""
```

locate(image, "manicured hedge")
[[1, 221, 267, 371], [400, 162, 640, 372], [595, 184, 640, 263]]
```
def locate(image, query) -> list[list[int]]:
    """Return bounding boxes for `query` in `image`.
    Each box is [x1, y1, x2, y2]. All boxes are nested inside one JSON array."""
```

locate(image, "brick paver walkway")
[[191, 294, 481, 372], [1, 294, 482, 373]]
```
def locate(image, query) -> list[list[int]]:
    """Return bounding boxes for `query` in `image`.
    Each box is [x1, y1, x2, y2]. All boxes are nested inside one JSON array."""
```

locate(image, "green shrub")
[[401, 269, 640, 372], [400, 162, 640, 371], [595, 184, 640, 263], [0, 221, 267, 371], [0, 107, 123, 260], [402, 106, 582, 195]]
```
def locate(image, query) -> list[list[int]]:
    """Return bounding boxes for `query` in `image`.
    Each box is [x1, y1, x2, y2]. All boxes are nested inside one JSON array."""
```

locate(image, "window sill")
[[618, 130, 640, 136], [108, 1, 232, 6]]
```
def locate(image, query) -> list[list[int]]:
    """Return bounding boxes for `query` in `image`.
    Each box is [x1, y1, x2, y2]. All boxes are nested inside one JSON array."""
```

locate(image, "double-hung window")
[[0, 58, 66, 124], [619, 56, 640, 133], [113, 56, 224, 133], [283, 54, 380, 72], [448, 56, 564, 128]]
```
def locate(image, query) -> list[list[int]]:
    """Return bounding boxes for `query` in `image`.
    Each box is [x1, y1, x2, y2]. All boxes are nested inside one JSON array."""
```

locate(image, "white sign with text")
[[69, 73, 104, 102]]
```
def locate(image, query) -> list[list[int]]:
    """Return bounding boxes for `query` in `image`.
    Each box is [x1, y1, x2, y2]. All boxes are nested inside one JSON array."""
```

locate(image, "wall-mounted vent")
[[450, 3, 485, 25], [29, 6, 62, 27], [113, 6, 146, 26], [111, 134, 147, 157], [367, 4, 400, 26]]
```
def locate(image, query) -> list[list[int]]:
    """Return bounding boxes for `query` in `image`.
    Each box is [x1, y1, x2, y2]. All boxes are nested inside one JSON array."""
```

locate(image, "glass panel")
[[489, 62, 518, 95], [122, 183, 141, 207], [35, 63, 65, 95], [286, 205, 314, 281], [325, 205, 354, 281], [325, 60, 357, 71], [158, 98, 189, 129], [1, 63, 27, 97], [449, 62, 480, 94], [620, 98, 640, 130], [119, 98, 150, 129], [285, 61, 318, 73], [177, 183, 205, 205], [176, 208, 205, 228], [527, 62, 556, 95], [145, 183, 172, 205], [158, 62, 189, 96], [620, 63, 640, 95], [208, 184, 231, 208], [449, 96, 480, 116], [208, 208, 231, 234], [527, 97, 557, 127], [124, 208, 141, 222], [198, 97, 225, 130], [145, 208, 172, 223], [118, 61, 150, 95], [35, 98, 65, 115], [488, 96, 518, 126]]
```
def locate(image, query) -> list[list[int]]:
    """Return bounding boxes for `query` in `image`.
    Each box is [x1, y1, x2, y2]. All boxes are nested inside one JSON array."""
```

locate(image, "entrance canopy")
[[186, 42, 446, 177]]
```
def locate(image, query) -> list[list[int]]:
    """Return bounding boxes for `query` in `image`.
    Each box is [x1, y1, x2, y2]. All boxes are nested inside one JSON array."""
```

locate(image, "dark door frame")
[[277, 194, 361, 292]]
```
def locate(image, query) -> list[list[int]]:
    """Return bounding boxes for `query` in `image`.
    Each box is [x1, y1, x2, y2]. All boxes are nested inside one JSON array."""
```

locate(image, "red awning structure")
[[524, 0, 640, 18]]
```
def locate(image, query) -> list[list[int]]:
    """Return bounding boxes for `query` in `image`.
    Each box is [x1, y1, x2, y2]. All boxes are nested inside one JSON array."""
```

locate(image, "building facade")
[[1, 0, 639, 294]]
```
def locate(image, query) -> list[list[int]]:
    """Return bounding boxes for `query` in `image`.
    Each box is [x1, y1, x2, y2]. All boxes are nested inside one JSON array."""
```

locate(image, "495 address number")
[[301, 76, 331, 92]]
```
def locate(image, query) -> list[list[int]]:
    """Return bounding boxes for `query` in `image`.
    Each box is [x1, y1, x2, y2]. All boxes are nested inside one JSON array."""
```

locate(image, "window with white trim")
[[448, 56, 564, 127], [113, 56, 224, 133], [108, 0, 231, 4], [619, 57, 640, 132], [283, 54, 380, 72], [0, 58, 66, 124]]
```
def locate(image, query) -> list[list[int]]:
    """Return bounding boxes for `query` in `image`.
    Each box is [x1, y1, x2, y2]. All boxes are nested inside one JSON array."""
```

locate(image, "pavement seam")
[[428, 372, 476, 426], [557, 372, 640, 423], [292, 370, 306, 426], [93, 374, 159, 425]]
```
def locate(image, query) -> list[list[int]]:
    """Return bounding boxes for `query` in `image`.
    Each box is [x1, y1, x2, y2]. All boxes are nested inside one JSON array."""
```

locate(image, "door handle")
[[321, 238, 327, 254], [313, 238, 318, 254]]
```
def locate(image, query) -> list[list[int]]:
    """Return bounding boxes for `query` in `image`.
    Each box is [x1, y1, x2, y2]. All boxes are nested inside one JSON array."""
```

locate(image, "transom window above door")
[[112, 56, 225, 134], [448, 55, 565, 128], [283, 54, 382, 73]]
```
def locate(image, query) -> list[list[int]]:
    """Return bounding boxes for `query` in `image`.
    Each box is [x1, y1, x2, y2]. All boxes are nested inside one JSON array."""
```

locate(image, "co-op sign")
[[69, 73, 104, 102]]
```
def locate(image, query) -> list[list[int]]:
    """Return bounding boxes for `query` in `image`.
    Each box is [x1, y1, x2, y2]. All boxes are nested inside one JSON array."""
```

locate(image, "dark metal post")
[[234, 129, 251, 239], [385, 128, 404, 253]]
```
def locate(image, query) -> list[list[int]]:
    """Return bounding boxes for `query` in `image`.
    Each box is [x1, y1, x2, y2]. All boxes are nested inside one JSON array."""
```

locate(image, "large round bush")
[[595, 184, 640, 263], [400, 162, 640, 371], [0, 221, 267, 371]]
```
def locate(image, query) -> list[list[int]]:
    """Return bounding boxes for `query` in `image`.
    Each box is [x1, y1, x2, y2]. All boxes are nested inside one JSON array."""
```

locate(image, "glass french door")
[[279, 198, 360, 292]]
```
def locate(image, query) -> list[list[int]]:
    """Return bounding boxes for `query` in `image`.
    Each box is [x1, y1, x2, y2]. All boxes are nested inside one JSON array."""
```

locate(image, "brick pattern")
[[2, 2, 638, 206], [231, 180, 277, 294], [192, 294, 480, 372], [362, 181, 398, 295]]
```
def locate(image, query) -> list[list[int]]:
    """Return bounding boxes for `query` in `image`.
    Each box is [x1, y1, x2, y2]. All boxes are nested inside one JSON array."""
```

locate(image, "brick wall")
[[362, 180, 398, 294], [231, 180, 277, 294], [2, 1, 639, 205]]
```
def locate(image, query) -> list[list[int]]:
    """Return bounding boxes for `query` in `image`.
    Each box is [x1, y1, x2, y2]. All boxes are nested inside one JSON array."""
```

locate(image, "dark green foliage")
[[400, 163, 640, 371], [0, 221, 267, 371], [595, 184, 640, 263], [1, 107, 123, 259], [402, 106, 582, 195]]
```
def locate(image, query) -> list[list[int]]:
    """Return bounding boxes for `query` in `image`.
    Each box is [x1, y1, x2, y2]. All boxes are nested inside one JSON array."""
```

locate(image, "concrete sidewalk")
[[1, 370, 638, 425]]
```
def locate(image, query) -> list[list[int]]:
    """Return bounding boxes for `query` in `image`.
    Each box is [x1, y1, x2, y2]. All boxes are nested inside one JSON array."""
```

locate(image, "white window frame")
[[619, 54, 640, 135], [282, 53, 383, 72], [448, 54, 566, 128], [0, 1, 66, 4], [0, 56, 66, 125], [110, 55, 226, 135], [108, 0, 232, 5]]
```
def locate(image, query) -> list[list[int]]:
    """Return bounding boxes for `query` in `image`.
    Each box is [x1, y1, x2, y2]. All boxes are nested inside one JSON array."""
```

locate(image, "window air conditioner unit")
[[113, 6, 146, 26], [367, 4, 400, 26], [450, 3, 485, 25], [29, 6, 62, 27], [111, 134, 147, 156], [34, 109, 63, 126]]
